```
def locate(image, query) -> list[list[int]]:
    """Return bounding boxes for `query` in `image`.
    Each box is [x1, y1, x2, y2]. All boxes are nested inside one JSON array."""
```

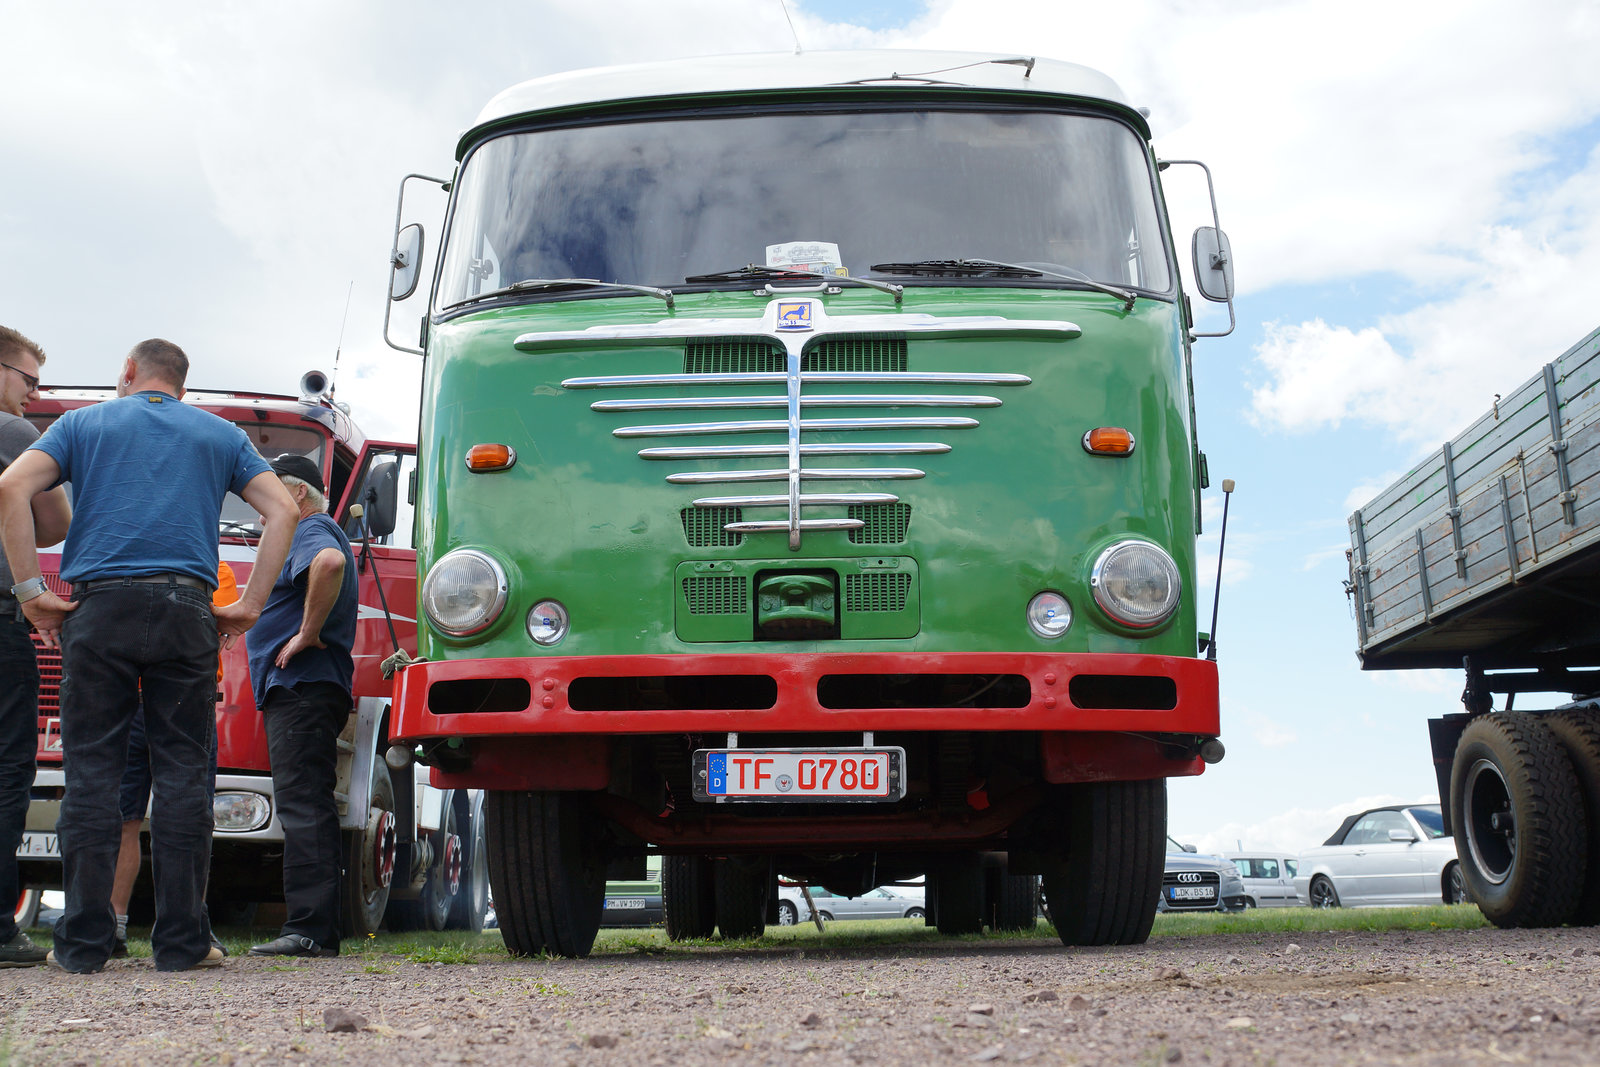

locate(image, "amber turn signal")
[[1082, 427, 1135, 455], [465, 443, 517, 471]]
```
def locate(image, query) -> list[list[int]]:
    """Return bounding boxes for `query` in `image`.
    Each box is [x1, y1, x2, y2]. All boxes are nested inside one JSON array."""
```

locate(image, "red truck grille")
[[31, 573, 70, 760]]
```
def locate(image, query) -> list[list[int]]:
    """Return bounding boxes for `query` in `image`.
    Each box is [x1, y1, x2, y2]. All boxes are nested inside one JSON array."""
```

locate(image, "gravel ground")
[[4, 924, 1600, 1065]]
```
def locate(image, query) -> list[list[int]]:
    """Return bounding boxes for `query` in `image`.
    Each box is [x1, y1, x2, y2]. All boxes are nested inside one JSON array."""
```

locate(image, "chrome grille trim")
[[590, 393, 1003, 411], [615, 416, 980, 438], [558, 300, 1061, 547], [667, 467, 926, 484]]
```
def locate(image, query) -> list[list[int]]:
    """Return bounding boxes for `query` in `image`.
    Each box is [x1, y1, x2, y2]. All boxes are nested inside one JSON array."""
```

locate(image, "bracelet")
[[10, 577, 48, 603]]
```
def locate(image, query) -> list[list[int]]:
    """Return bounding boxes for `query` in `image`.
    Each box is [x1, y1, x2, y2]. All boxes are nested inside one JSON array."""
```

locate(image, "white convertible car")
[[1294, 804, 1470, 908]]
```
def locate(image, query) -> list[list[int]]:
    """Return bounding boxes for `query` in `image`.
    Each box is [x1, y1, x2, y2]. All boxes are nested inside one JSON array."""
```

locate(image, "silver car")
[[776, 884, 926, 924], [1225, 853, 1302, 907], [1156, 837, 1249, 913], [1294, 804, 1469, 908]]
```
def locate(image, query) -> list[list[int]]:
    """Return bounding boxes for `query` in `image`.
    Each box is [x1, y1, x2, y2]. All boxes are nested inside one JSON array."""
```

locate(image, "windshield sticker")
[[767, 241, 847, 276]]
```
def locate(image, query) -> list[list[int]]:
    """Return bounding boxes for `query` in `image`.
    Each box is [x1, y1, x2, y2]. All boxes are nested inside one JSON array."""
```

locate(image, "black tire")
[[989, 871, 1039, 932], [713, 858, 768, 939], [818, 911, 834, 922], [1544, 709, 1600, 925], [389, 791, 462, 932], [1041, 779, 1164, 946], [447, 794, 491, 932], [1309, 876, 1340, 908], [1443, 862, 1470, 905], [340, 757, 396, 938], [1243, 898, 1257, 909], [662, 855, 716, 940], [934, 855, 985, 935], [904, 906, 925, 920], [483, 791, 606, 958], [14, 889, 41, 930], [1451, 712, 1587, 928], [776, 900, 798, 926]]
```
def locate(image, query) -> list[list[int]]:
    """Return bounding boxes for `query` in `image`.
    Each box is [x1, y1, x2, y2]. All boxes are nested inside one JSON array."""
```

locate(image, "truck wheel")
[[446, 794, 491, 932], [663, 856, 716, 940], [340, 758, 397, 938], [713, 857, 768, 939], [390, 792, 463, 932], [1309, 876, 1340, 908], [483, 790, 605, 958], [14, 889, 41, 930], [1543, 709, 1600, 925], [988, 871, 1040, 932], [1451, 712, 1587, 928], [1041, 779, 1164, 946], [934, 855, 985, 935]]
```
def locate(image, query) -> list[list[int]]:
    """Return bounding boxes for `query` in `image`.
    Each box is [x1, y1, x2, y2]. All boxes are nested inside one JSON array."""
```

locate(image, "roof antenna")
[[779, 0, 803, 54], [329, 280, 354, 401]]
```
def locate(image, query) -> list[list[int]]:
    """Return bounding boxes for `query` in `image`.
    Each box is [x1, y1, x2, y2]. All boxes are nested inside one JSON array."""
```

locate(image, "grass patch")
[[1150, 904, 1488, 937]]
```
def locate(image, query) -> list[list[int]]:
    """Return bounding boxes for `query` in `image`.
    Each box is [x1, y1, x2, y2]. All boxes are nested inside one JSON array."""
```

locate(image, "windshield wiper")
[[685, 264, 903, 304], [447, 277, 674, 310], [870, 258, 1135, 311]]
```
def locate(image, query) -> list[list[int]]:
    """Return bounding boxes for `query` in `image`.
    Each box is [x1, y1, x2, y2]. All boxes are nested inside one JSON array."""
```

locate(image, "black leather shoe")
[[111, 937, 129, 959], [248, 934, 337, 958]]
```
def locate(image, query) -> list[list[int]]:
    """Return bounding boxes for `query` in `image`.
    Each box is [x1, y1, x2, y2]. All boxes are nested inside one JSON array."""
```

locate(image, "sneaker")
[[248, 933, 337, 958], [44, 949, 103, 974], [111, 937, 129, 959], [0, 930, 47, 968], [192, 946, 225, 969]]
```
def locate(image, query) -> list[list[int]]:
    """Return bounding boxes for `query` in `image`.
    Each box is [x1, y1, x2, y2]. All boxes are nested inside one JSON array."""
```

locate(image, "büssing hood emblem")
[[774, 300, 816, 331]]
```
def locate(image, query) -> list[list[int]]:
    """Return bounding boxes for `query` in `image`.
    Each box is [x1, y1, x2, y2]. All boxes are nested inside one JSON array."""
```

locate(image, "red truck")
[[13, 374, 488, 936]]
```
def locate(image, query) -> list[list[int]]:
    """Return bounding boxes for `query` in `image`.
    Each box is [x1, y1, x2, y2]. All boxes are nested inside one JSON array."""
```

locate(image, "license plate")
[[606, 898, 647, 910], [1168, 885, 1216, 901], [694, 748, 906, 802], [16, 832, 59, 859]]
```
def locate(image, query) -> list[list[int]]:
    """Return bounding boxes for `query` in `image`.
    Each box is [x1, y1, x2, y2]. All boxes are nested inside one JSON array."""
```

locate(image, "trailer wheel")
[[1041, 779, 1165, 946], [934, 855, 985, 935], [483, 791, 605, 958], [340, 758, 396, 938], [14, 889, 41, 930], [663, 855, 716, 940], [988, 871, 1040, 932], [1543, 709, 1600, 925], [713, 858, 768, 939], [446, 793, 490, 932], [1451, 712, 1587, 928]]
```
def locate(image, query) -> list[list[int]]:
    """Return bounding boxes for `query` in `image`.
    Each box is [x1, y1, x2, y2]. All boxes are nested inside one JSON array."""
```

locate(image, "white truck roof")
[[468, 50, 1139, 148]]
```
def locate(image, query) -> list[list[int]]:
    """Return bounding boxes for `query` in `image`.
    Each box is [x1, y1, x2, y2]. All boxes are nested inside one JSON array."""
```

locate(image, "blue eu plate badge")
[[708, 752, 728, 794], [775, 300, 814, 331]]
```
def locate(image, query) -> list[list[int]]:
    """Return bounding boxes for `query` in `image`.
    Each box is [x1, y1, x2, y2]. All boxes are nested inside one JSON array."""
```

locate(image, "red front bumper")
[[391, 650, 1218, 739]]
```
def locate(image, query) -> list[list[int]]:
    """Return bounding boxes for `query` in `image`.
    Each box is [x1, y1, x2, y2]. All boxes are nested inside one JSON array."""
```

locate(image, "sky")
[[5, 0, 1600, 857]]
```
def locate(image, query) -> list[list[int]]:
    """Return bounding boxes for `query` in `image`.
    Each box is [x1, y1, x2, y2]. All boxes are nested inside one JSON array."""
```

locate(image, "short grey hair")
[[279, 475, 327, 513]]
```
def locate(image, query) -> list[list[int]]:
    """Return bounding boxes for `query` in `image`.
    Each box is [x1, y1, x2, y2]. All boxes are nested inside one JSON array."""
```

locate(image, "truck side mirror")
[[390, 223, 424, 301], [363, 457, 400, 538], [1191, 226, 1234, 303]]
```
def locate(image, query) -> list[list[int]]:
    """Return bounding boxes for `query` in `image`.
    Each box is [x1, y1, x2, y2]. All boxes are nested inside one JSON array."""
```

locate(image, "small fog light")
[[1026, 591, 1072, 638], [528, 600, 569, 645], [213, 791, 271, 832]]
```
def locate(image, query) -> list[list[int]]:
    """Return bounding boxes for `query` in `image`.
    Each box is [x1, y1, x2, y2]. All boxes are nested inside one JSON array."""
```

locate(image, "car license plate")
[[694, 748, 906, 802], [15, 832, 59, 859], [606, 897, 647, 910], [1168, 885, 1216, 901]]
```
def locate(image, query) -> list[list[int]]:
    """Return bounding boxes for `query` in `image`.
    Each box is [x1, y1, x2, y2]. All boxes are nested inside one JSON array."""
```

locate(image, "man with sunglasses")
[[0, 326, 71, 968]]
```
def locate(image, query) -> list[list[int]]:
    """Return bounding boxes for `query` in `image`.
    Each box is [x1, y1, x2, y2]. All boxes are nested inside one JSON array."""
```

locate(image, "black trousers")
[[262, 681, 350, 950]]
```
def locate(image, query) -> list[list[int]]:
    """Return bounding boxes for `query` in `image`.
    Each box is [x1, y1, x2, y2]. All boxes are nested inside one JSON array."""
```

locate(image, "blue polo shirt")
[[246, 512, 358, 707], [30, 391, 271, 586]]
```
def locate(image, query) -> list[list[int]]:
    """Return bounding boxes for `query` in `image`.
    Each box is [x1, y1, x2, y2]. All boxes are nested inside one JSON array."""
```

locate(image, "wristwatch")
[[10, 577, 48, 603]]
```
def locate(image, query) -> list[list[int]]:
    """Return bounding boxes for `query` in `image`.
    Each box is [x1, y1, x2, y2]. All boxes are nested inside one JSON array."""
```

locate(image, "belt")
[[73, 573, 211, 594]]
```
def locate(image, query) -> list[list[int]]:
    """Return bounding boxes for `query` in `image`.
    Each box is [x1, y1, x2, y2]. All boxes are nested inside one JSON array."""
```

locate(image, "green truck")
[[382, 49, 1235, 957]]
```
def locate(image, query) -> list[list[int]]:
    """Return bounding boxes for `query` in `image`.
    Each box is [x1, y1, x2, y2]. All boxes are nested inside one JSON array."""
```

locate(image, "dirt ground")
[[4, 923, 1600, 1065]]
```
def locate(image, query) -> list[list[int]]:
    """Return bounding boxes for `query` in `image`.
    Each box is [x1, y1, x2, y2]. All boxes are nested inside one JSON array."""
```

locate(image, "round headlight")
[[422, 549, 509, 636], [1090, 541, 1181, 629], [213, 791, 271, 832], [527, 600, 569, 646], [1026, 591, 1072, 638]]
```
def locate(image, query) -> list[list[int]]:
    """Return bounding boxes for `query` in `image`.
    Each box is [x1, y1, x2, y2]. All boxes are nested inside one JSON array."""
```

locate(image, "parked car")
[[1224, 852, 1302, 907], [1293, 804, 1469, 908], [776, 884, 926, 924], [1156, 837, 1249, 913]]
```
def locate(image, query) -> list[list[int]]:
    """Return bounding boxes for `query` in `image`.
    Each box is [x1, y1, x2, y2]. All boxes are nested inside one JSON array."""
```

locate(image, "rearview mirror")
[[1388, 828, 1418, 844], [362, 457, 400, 538], [1191, 226, 1234, 303], [390, 223, 424, 301]]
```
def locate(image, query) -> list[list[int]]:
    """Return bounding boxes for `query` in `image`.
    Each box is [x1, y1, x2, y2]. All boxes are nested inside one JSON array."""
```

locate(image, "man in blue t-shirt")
[[245, 453, 358, 959], [0, 338, 298, 973]]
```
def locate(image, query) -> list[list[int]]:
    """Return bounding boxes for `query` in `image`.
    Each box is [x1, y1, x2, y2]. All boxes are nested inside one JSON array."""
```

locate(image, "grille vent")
[[684, 340, 782, 374], [809, 338, 907, 373], [683, 575, 749, 616], [844, 572, 912, 613], [682, 507, 744, 547], [848, 503, 911, 545]]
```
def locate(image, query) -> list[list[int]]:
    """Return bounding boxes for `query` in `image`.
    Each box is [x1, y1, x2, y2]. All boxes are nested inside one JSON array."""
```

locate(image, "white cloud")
[[1176, 792, 1434, 856]]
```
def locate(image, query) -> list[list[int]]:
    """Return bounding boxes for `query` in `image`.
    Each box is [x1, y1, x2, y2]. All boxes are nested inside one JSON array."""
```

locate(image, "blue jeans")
[[0, 608, 40, 945], [54, 582, 218, 972]]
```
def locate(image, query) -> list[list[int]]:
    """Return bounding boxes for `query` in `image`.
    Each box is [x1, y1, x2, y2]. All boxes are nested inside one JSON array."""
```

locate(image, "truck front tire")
[[340, 758, 396, 938], [713, 858, 768, 939], [1451, 712, 1587, 928], [663, 855, 716, 940], [483, 790, 605, 958], [1041, 779, 1164, 946]]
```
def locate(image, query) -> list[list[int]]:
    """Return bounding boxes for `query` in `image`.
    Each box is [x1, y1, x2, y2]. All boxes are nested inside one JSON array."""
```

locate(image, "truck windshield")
[[437, 108, 1171, 310], [218, 422, 325, 537]]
